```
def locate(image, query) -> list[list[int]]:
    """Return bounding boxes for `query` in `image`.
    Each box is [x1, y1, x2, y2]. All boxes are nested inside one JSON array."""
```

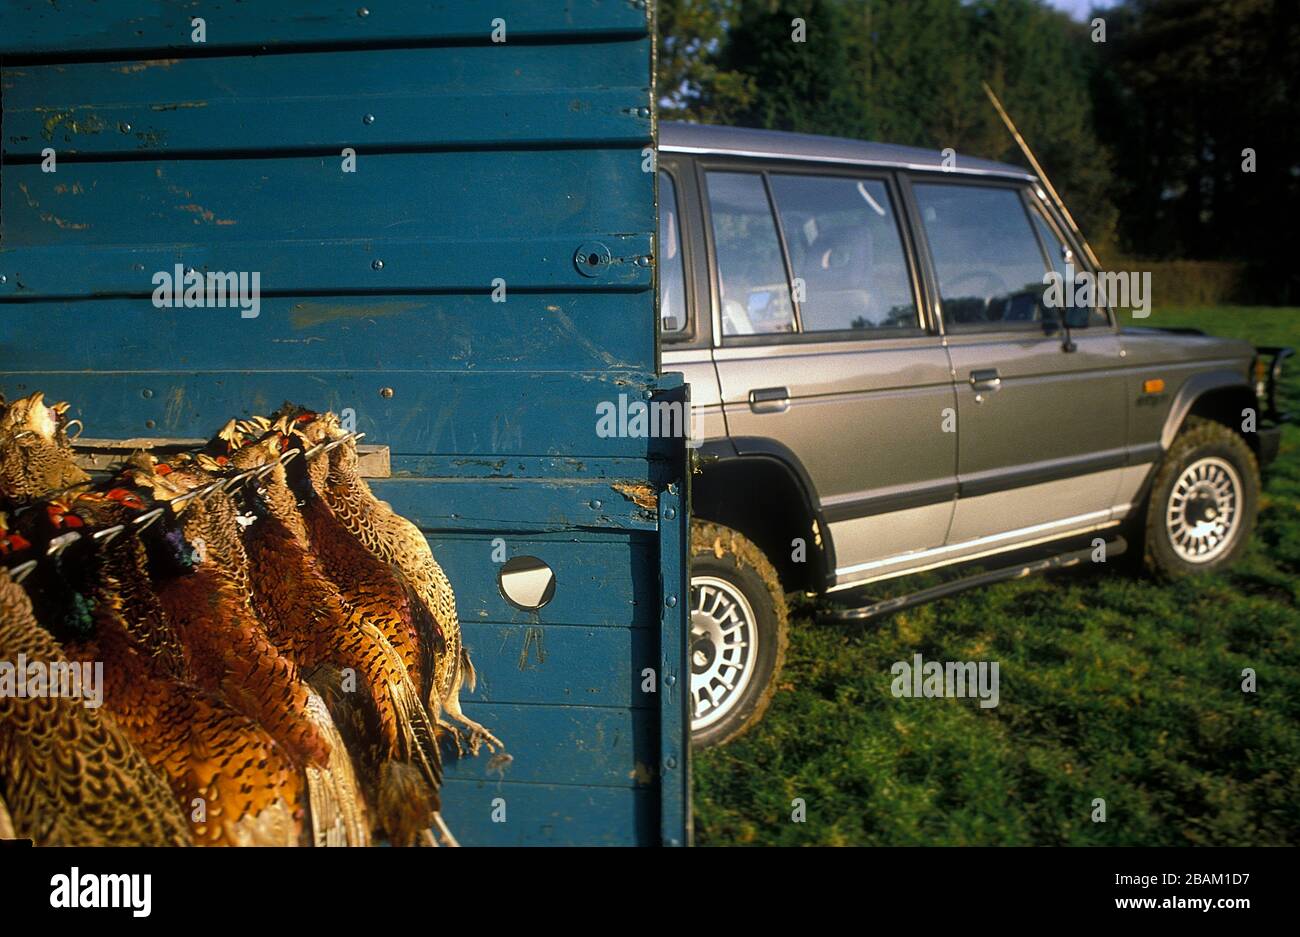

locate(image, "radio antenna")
[[981, 81, 1101, 270]]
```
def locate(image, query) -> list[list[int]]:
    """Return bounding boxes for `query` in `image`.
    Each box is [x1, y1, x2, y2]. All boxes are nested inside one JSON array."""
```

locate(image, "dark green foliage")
[[657, 0, 1295, 298]]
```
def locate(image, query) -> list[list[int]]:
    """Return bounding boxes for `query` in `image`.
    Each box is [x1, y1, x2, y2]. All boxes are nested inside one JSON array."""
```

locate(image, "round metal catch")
[[498, 556, 556, 611], [574, 241, 612, 278]]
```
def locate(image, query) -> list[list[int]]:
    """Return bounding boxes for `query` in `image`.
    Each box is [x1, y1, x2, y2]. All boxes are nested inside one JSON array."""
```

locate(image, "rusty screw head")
[[380, 387, 394, 399]]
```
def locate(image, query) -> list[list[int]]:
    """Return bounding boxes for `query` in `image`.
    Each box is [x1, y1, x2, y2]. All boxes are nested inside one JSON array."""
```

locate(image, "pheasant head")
[[0, 392, 91, 499]]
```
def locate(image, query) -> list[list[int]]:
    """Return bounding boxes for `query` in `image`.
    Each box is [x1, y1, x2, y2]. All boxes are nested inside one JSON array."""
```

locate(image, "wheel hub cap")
[[690, 576, 758, 731], [1166, 456, 1242, 563]]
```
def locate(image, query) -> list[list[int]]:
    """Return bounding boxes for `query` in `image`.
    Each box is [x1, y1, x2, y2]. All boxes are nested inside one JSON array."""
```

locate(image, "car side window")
[[658, 170, 688, 336], [913, 182, 1053, 332], [767, 174, 919, 333], [704, 171, 797, 337], [1027, 201, 1110, 328]]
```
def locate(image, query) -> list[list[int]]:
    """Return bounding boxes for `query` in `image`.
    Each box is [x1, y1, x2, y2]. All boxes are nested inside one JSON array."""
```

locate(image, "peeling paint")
[[16, 182, 90, 230], [176, 203, 237, 226], [290, 300, 422, 329], [36, 107, 107, 141], [112, 59, 181, 74], [150, 101, 208, 112], [611, 480, 657, 512]]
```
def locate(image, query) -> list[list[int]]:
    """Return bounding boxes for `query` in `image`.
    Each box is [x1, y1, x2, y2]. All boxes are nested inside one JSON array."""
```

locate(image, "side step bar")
[[824, 536, 1127, 624]]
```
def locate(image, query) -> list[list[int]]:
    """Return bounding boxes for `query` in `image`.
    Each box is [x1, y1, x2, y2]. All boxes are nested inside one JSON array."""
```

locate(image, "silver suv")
[[658, 123, 1288, 747]]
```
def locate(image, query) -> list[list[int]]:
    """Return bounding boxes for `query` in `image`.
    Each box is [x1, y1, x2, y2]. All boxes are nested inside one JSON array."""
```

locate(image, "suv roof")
[[659, 121, 1034, 181]]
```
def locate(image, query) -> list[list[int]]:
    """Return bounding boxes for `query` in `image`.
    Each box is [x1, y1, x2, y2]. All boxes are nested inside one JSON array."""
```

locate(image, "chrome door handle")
[[748, 386, 790, 414], [969, 369, 1002, 392]]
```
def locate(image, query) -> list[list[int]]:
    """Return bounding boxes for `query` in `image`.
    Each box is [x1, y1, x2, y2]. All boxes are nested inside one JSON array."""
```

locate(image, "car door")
[[702, 162, 958, 583], [906, 177, 1128, 549]]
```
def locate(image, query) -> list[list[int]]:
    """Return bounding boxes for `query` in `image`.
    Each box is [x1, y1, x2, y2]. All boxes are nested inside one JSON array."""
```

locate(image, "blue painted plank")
[[374, 478, 659, 533], [429, 535, 658, 629], [3, 43, 650, 156], [391, 455, 653, 480], [0, 372, 662, 459], [0, 149, 653, 296], [0, 1, 650, 56], [442, 702, 658, 790], [460, 622, 657, 709], [439, 779, 651, 846], [0, 295, 654, 373]]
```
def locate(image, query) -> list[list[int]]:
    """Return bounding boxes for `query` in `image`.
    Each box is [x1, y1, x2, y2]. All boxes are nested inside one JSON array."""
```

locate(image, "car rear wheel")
[[1143, 417, 1259, 578], [688, 522, 788, 749]]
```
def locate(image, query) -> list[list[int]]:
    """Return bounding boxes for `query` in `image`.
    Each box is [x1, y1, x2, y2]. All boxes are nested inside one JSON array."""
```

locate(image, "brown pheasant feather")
[[0, 568, 194, 846], [222, 434, 446, 844], [127, 463, 332, 768], [0, 392, 90, 501], [291, 412, 498, 754], [131, 458, 370, 845]]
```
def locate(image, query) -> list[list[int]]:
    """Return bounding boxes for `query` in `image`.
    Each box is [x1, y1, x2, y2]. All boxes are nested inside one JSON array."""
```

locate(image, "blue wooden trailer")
[[0, 0, 690, 846]]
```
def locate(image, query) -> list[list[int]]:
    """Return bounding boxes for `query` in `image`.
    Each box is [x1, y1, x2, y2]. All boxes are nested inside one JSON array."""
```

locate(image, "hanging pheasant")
[[0, 562, 193, 846], [0, 392, 90, 501], [215, 428, 452, 845], [46, 493, 316, 846], [125, 455, 368, 845], [276, 407, 499, 755]]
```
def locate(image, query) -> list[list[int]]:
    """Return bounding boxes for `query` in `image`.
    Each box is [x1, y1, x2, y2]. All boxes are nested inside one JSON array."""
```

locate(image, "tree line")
[[657, 0, 1298, 302]]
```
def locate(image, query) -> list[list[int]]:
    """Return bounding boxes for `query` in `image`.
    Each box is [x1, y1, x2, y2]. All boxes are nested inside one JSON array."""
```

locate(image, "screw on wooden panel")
[[371, 259, 384, 270], [664, 674, 676, 687], [141, 389, 154, 399], [665, 594, 677, 608], [379, 387, 394, 399], [119, 122, 132, 133], [636, 107, 650, 118], [357, 6, 370, 15], [590, 499, 603, 511], [664, 756, 678, 770], [663, 506, 676, 520], [363, 113, 376, 125], [144, 420, 156, 429], [0, 275, 7, 284]]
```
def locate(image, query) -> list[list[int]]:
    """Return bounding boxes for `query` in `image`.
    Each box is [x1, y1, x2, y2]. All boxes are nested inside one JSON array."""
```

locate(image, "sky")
[[1043, 0, 1113, 20]]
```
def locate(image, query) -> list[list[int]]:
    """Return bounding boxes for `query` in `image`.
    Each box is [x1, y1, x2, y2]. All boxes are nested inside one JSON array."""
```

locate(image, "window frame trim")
[[1022, 188, 1116, 331], [697, 156, 930, 348], [655, 160, 701, 348], [904, 172, 1074, 337]]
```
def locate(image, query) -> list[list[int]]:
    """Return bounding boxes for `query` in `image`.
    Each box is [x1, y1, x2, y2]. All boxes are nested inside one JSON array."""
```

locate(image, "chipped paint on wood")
[[612, 480, 657, 512]]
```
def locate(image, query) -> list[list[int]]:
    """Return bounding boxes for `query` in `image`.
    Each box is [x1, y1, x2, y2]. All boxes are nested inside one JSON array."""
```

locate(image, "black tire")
[[688, 522, 789, 749], [1142, 417, 1260, 578]]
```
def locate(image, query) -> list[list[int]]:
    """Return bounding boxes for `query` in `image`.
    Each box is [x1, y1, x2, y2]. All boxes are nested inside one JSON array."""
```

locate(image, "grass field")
[[693, 306, 1300, 846]]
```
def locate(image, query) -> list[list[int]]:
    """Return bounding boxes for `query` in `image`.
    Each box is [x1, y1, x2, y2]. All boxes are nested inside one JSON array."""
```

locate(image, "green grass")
[[693, 306, 1300, 846]]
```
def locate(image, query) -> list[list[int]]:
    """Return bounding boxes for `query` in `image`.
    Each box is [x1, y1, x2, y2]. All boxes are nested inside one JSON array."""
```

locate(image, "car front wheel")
[[688, 522, 788, 749], [1143, 417, 1260, 577]]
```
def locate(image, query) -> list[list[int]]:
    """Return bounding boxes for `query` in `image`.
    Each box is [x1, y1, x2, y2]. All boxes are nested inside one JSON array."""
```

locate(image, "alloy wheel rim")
[[1166, 456, 1242, 563], [690, 575, 759, 731]]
